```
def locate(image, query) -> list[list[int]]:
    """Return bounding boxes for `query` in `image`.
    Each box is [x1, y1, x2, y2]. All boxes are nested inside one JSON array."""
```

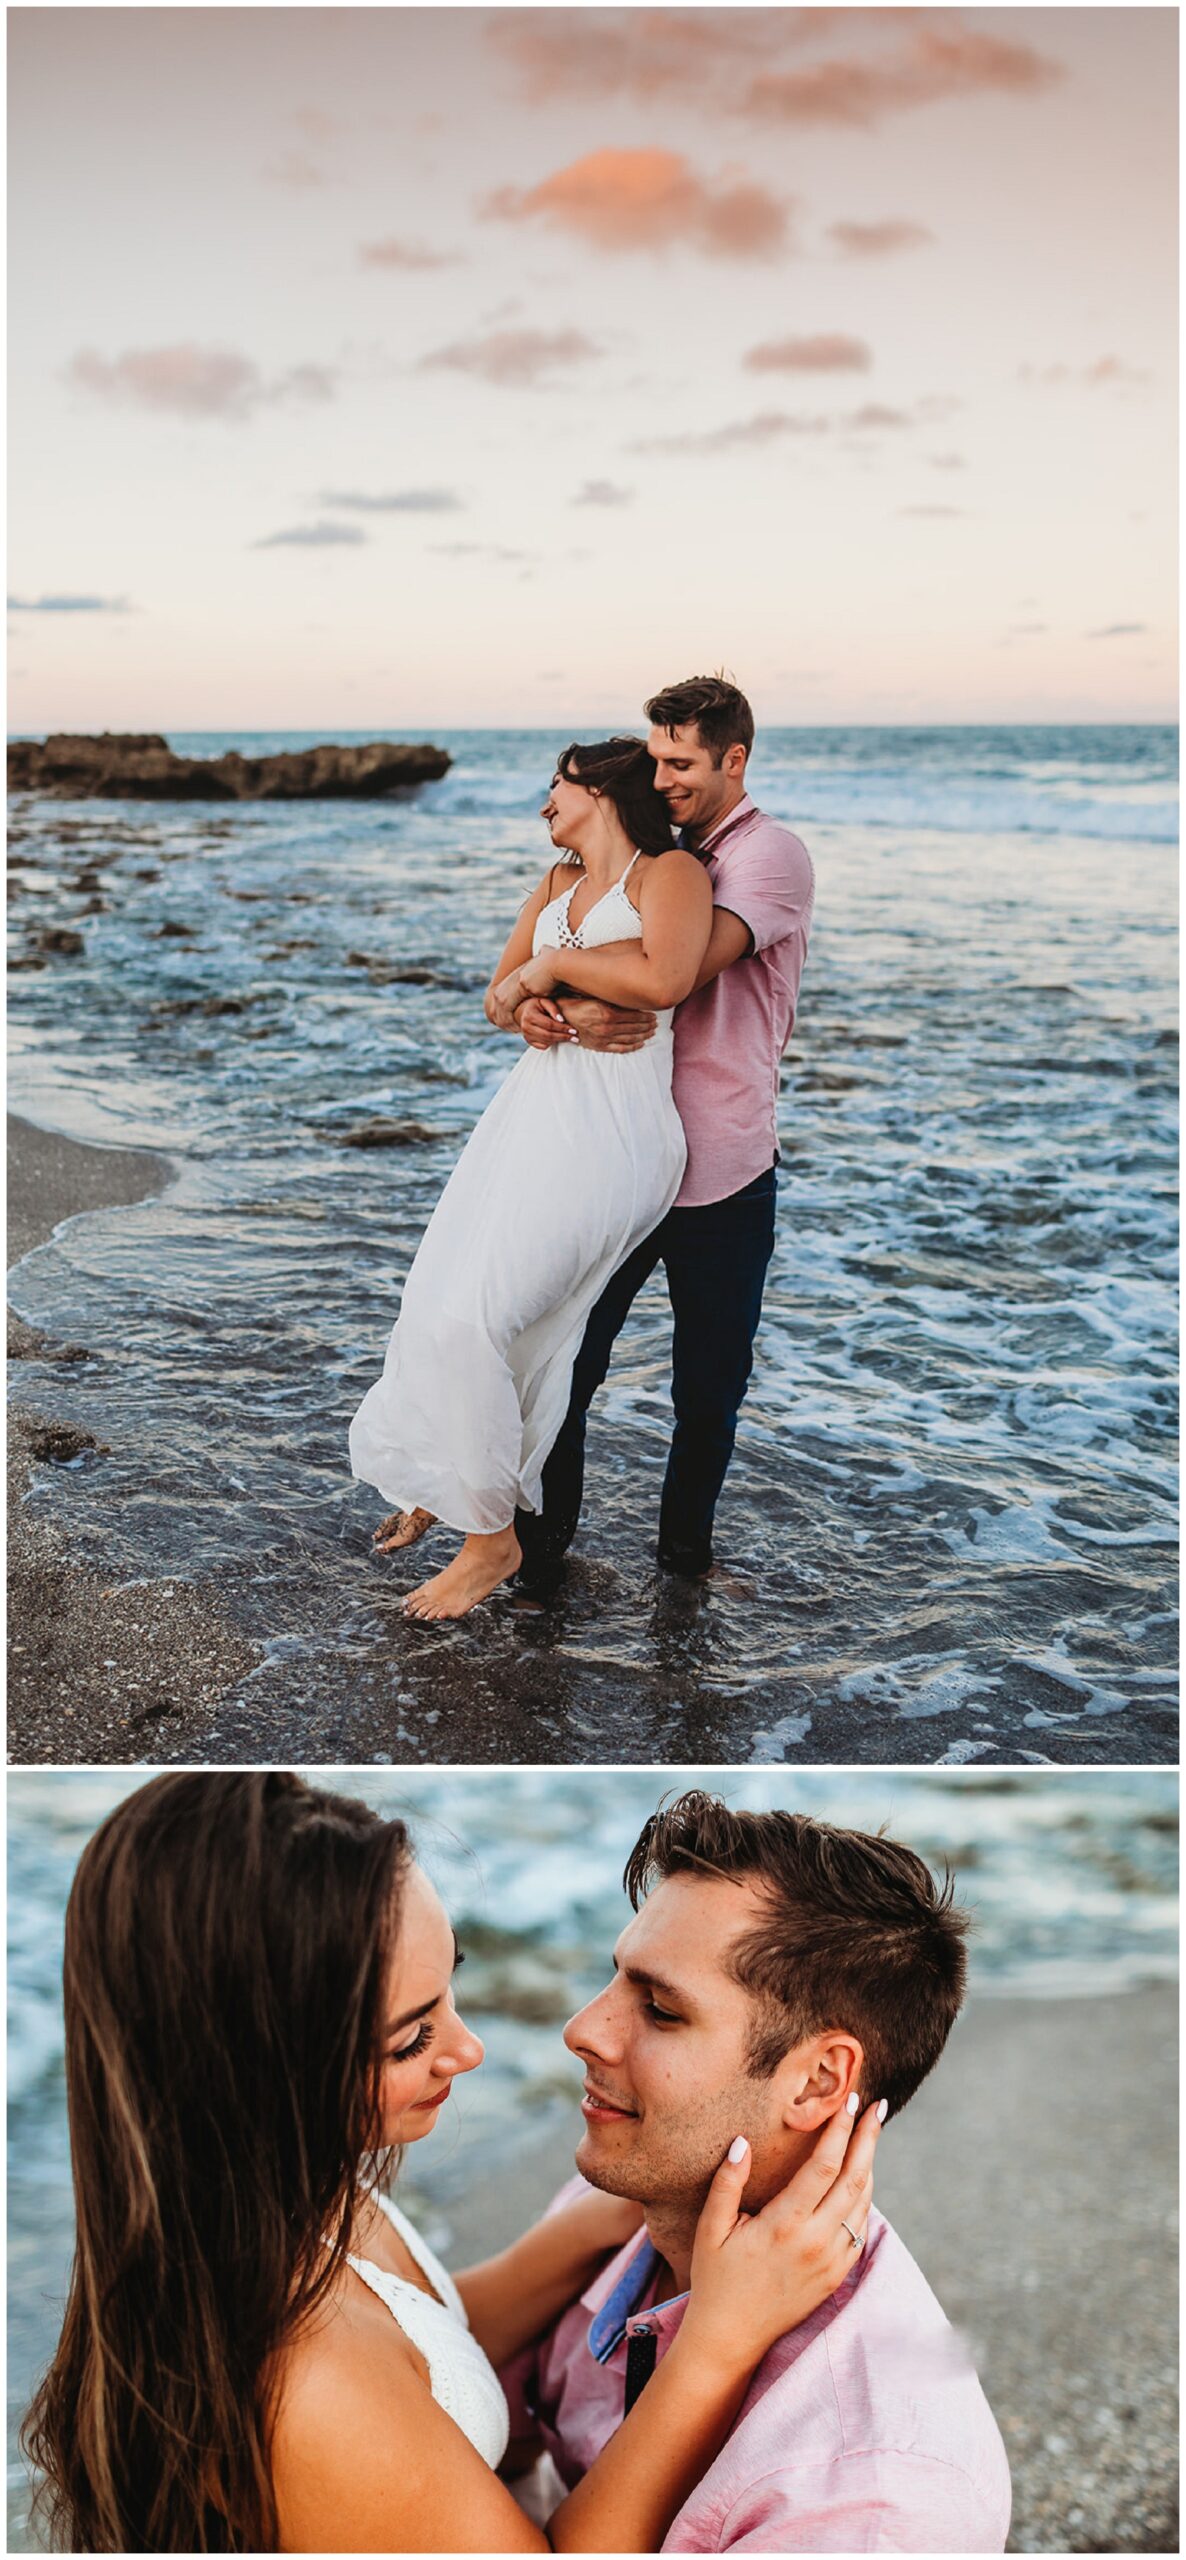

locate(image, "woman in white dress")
[[349, 739, 713, 1619], [25, 1771, 881, 2554]]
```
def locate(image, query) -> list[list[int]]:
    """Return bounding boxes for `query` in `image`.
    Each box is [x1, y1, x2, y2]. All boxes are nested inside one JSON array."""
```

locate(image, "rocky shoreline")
[[7, 731, 451, 800], [7, 1114, 264, 1760]]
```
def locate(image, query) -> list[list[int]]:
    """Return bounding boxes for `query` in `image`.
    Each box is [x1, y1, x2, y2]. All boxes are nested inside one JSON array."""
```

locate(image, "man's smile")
[[582, 2079, 638, 2121]]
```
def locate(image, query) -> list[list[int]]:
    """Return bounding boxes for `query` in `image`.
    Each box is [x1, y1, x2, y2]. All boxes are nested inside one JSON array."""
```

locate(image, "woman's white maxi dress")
[[349, 859, 685, 1533]]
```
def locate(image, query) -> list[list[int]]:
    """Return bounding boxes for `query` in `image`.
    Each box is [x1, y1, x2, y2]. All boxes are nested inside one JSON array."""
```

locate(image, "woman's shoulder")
[[270, 2288, 428, 2525], [640, 846, 714, 890]]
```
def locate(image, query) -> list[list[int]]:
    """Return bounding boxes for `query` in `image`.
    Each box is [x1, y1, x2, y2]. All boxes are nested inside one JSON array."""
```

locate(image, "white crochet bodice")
[[343, 2191, 510, 2468], [533, 853, 672, 1031]]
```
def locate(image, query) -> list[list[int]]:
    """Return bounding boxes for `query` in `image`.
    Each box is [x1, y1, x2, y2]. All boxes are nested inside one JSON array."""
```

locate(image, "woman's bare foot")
[[374, 1508, 436, 1553], [404, 1528, 522, 1621]]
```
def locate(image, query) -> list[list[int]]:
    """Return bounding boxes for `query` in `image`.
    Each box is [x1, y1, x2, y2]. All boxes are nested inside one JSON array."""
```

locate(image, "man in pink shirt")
[[502, 1793, 1011, 2553], [513, 674, 814, 1593]]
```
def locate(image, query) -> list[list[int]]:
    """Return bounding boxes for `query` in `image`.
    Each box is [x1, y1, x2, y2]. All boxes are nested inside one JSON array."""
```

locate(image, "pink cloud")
[[746, 27, 1062, 126], [491, 12, 1062, 130], [828, 218, 934, 256], [1020, 356, 1151, 387], [488, 11, 778, 106], [420, 328, 601, 387], [745, 333, 870, 372], [483, 149, 790, 259], [68, 345, 334, 422]]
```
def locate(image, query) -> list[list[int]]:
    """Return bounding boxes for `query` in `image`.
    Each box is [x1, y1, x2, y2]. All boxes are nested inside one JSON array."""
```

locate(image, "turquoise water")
[[7, 726, 1178, 1759]]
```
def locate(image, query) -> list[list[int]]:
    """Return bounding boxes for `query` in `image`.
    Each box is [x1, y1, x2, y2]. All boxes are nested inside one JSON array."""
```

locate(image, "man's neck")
[[641, 2204, 700, 2297], [683, 783, 748, 853]]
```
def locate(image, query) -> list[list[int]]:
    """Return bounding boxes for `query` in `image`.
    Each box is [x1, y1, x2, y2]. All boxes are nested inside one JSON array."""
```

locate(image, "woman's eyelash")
[[389, 2021, 434, 2062]]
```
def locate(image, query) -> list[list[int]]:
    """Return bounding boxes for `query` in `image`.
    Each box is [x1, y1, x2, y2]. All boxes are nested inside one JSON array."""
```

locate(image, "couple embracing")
[[28, 1773, 1010, 2552], [349, 673, 814, 1618]]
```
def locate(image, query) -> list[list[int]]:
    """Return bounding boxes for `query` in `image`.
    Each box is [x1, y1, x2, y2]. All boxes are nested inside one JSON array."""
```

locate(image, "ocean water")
[[6, 1765, 1178, 2542], [7, 726, 1178, 1761]]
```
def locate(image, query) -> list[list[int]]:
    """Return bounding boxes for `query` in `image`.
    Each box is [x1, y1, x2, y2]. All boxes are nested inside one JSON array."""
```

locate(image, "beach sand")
[[7, 1114, 263, 1758], [438, 1988, 1177, 2556]]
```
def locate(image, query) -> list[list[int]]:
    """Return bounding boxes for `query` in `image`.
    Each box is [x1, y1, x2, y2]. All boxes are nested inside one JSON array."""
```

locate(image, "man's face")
[[564, 1873, 800, 2213], [646, 720, 745, 837]]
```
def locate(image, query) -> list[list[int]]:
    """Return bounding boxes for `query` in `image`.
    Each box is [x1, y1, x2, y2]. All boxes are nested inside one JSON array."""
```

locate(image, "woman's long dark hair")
[[558, 736, 675, 856], [23, 1770, 411, 2553]]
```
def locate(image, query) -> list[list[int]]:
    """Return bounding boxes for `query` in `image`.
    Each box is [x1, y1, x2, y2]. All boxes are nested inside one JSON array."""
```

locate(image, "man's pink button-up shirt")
[[504, 2200, 1011, 2553], [672, 793, 815, 1210]]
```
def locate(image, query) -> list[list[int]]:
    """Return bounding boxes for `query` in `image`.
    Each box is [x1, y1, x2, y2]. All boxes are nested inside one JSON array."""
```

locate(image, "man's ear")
[[774, 2031, 865, 2132], [723, 742, 748, 782]]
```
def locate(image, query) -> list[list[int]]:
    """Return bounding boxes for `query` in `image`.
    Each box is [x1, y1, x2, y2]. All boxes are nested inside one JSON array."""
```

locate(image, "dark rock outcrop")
[[8, 732, 452, 801]]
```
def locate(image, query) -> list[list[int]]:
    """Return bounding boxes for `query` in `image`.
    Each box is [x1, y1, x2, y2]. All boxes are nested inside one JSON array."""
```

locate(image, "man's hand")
[[554, 996, 658, 1053]]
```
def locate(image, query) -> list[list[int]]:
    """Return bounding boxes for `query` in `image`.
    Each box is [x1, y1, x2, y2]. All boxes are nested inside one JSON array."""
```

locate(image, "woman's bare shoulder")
[[642, 847, 713, 890], [270, 2299, 429, 2546], [272, 2289, 425, 2456]]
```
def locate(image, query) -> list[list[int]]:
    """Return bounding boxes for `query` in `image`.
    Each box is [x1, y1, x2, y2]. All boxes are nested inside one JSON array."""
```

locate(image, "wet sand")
[[440, 1988, 1178, 2556], [8, 1114, 263, 1758]]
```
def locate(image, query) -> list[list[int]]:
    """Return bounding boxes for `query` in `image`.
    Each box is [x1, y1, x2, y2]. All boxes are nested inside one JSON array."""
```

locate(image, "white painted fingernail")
[[727, 2135, 748, 2163], [876, 2099, 888, 2123], [846, 2091, 860, 2116]]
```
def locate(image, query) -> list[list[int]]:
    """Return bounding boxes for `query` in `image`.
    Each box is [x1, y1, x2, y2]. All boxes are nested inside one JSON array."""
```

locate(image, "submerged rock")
[[23, 1419, 103, 1463], [336, 1117, 441, 1148], [8, 731, 452, 800]]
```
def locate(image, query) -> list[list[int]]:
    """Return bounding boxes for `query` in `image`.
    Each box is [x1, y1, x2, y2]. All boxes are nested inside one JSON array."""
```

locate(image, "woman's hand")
[[515, 949, 560, 998], [488, 968, 527, 1028], [681, 2096, 884, 2379]]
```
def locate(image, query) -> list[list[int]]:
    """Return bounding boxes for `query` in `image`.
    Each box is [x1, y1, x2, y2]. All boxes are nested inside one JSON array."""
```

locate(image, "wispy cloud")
[[483, 148, 791, 259], [899, 503, 969, 517], [488, 11, 791, 106], [492, 14, 1062, 129], [630, 400, 914, 456], [7, 592, 133, 612], [745, 26, 1062, 127], [430, 541, 535, 564], [359, 236, 464, 270], [419, 327, 600, 387], [1020, 356, 1151, 387], [828, 218, 934, 256], [317, 488, 463, 513], [572, 478, 634, 506], [1087, 622, 1148, 638], [630, 410, 830, 457], [930, 451, 965, 469], [253, 522, 366, 549], [69, 345, 335, 422], [744, 333, 870, 373]]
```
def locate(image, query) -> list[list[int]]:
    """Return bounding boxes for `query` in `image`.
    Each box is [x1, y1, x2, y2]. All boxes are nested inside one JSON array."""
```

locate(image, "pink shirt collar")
[[687, 791, 756, 862]]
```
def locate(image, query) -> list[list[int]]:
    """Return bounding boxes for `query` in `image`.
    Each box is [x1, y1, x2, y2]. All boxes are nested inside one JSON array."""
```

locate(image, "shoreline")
[[8, 1987, 1176, 2554], [7, 1111, 176, 1269], [7, 1113, 263, 1760]]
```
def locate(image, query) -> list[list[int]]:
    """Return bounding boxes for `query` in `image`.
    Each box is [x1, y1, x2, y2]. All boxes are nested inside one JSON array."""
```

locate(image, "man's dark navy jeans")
[[514, 1163, 777, 1591]]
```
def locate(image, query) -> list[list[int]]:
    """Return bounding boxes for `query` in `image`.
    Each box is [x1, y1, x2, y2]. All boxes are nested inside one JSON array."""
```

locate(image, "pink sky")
[[8, 6, 1177, 729]]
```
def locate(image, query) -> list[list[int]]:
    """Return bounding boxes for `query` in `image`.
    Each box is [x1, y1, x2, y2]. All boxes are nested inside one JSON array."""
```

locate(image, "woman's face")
[[540, 765, 595, 851], [377, 1863, 484, 2146]]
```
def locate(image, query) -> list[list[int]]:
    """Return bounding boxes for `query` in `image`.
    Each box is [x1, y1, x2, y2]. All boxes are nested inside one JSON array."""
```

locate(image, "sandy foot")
[[374, 1507, 436, 1553], [404, 1528, 522, 1621]]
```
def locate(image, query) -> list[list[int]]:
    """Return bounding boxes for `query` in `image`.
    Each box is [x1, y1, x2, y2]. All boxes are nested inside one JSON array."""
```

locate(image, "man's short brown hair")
[[644, 673, 754, 765], [624, 1791, 968, 2118]]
